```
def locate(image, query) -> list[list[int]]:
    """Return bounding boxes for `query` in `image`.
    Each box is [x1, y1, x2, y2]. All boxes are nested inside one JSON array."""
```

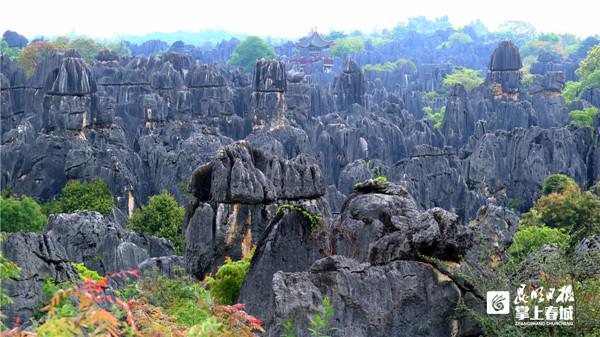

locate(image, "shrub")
[[442, 66, 484, 93], [53, 177, 114, 215], [72, 262, 102, 281], [0, 240, 20, 329], [569, 107, 598, 128], [423, 106, 445, 128], [542, 174, 578, 195], [329, 36, 365, 59], [205, 247, 255, 305], [308, 297, 337, 337], [276, 204, 321, 233], [363, 58, 416, 73], [128, 191, 185, 254], [508, 225, 569, 263], [228, 36, 276, 72], [0, 195, 47, 233], [32, 270, 140, 337]]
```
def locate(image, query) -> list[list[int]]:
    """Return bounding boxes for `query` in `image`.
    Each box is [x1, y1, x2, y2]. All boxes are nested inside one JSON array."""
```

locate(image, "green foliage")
[[373, 176, 388, 183], [507, 198, 524, 212], [561, 44, 600, 107], [54, 177, 115, 215], [205, 247, 254, 305], [542, 174, 578, 195], [562, 80, 582, 107], [569, 107, 598, 128], [495, 21, 537, 45], [281, 320, 296, 337], [363, 58, 416, 73], [423, 106, 445, 128], [0, 239, 20, 328], [72, 262, 103, 281], [105, 40, 131, 58], [228, 36, 276, 72], [576, 44, 600, 80], [308, 297, 337, 337], [128, 191, 185, 254], [187, 316, 223, 336], [17, 40, 69, 76], [0, 195, 47, 233], [276, 204, 322, 233], [437, 32, 473, 49], [535, 183, 600, 245], [68, 38, 103, 63], [442, 66, 484, 93], [329, 36, 365, 59], [508, 225, 569, 264], [406, 16, 451, 35], [0, 40, 20, 58]]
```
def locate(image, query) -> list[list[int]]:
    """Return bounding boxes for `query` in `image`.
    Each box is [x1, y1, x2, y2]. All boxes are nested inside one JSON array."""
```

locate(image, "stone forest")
[[0, 12, 600, 337]]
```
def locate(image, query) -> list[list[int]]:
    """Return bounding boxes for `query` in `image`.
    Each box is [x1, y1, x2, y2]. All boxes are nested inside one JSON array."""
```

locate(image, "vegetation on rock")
[[228, 36, 276, 72], [53, 177, 115, 216], [128, 191, 185, 254], [0, 195, 47, 233]]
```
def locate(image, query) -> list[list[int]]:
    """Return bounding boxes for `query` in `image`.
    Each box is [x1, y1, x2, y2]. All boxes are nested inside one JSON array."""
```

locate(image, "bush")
[[128, 191, 185, 254], [205, 247, 254, 305], [329, 36, 365, 59], [0, 239, 20, 329], [569, 107, 599, 128], [423, 106, 445, 128], [508, 225, 569, 263], [542, 174, 578, 195], [53, 177, 114, 215], [442, 66, 484, 93], [0, 195, 47, 233], [363, 58, 416, 73], [228, 36, 276, 72]]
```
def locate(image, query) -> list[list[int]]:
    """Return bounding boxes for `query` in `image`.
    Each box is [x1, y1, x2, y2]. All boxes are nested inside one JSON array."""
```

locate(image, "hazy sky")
[[1, 0, 597, 40]]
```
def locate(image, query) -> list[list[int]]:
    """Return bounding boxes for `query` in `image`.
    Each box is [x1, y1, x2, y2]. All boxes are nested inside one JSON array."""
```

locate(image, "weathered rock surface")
[[0, 232, 77, 325], [45, 211, 176, 275], [268, 256, 464, 337], [184, 141, 328, 278]]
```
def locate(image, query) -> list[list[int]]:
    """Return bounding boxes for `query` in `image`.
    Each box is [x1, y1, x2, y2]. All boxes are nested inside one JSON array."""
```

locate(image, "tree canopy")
[[442, 66, 484, 93], [128, 191, 185, 254], [0, 196, 47, 233], [328, 36, 365, 60], [228, 36, 276, 72], [53, 177, 115, 215]]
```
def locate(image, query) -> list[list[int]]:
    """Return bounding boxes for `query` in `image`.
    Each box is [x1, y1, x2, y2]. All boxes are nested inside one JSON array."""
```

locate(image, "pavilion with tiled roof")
[[295, 30, 334, 55]]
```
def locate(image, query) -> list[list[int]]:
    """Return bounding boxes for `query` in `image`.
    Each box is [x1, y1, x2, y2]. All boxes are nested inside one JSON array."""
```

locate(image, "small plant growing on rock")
[[277, 204, 322, 233], [205, 246, 255, 305], [308, 296, 337, 337]]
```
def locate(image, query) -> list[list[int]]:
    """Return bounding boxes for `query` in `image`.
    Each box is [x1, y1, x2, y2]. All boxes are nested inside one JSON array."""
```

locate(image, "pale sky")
[[1, 0, 598, 40]]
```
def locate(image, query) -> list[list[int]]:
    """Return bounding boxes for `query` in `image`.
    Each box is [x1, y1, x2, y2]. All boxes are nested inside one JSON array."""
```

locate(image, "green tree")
[[442, 66, 484, 93], [423, 106, 445, 128], [128, 191, 185, 254], [53, 177, 114, 215], [228, 36, 275, 72], [437, 32, 473, 49], [328, 36, 365, 60], [106, 40, 131, 58], [569, 107, 598, 128], [542, 174, 578, 195], [508, 225, 569, 263], [17, 40, 65, 76], [0, 40, 20, 58], [68, 38, 103, 64], [576, 44, 600, 80], [0, 236, 21, 329], [0, 196, 47, 233]]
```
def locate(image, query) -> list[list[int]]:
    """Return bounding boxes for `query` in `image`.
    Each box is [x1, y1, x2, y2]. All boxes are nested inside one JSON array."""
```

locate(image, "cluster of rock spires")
[[1, 38, 600, 335]]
